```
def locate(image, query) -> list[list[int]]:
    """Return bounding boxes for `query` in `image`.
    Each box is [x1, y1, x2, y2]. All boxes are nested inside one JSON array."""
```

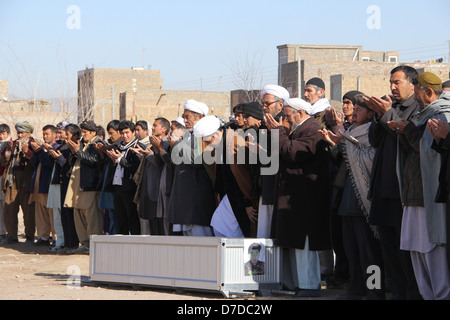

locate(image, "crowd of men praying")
[[1, 66, 450, 300]]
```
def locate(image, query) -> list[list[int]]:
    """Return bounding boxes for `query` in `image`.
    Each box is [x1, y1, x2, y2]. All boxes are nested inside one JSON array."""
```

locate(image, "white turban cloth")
[[174, 117, 186, 127], [184, 99, 209, 116], [193, 115, 221, 138], [286, 98, 313, 114], [260, 85, 290, 104]]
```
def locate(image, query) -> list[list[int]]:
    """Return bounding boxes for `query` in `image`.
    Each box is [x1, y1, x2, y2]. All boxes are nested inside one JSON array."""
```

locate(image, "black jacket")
[[104, 140, 145, 193], [367, 95, 421, 226], [69, 137, 104, 192], [254, 110, 285, 206]]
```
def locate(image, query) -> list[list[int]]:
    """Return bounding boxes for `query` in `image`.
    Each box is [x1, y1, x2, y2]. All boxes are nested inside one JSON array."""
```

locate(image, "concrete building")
[[277, 44, 450, 106], [77, 68, 231, 127], [0, 80, 73, 139]]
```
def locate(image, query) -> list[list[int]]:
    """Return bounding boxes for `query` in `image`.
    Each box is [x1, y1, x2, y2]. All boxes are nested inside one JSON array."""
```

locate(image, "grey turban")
[[15, 121, 34, 133]]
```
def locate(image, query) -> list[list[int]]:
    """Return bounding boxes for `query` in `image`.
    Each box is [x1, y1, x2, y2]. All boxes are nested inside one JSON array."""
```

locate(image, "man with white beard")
[[166, 100, 217, 236], [257, 85, 289, 239]]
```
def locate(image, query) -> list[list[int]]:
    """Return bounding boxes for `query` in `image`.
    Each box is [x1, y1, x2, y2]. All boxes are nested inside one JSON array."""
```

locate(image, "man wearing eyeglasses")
[[255, 85, 290, 239]]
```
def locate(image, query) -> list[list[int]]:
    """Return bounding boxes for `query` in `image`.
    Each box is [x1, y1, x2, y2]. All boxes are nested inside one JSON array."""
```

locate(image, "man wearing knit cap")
[[389, 71, 450, 300], [323, 90, 365, 289], [304, 78, 341, 284], [303, 78, 334, 128], [341, 90, 363, 129], [210, 102, 262, 238], [1, 122, 36, 244], [166, 100, 217, 236], [243, 102, 264, 130], [265, 97, 331, 297], [242, 102, 266, 234]]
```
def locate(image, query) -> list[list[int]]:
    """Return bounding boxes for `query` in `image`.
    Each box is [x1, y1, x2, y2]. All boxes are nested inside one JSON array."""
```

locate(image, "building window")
[[389, 56, 398, 63], [362, 57, 371, 62]]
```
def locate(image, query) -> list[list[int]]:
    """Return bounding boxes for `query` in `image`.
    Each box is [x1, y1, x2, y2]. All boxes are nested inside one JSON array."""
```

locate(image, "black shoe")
[[295, 289, 321, 298], [2, 236, 18, 244], [326, 278, 347, 290], [34, 238, 50, 246]]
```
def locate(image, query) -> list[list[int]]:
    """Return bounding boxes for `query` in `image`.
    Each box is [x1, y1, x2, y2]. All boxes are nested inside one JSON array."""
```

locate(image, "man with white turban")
[[260, 85, 290, 117], [182, 99, 208, 130], [193, 115, 221, 140], [264, 97, 332, 298], [166, 100, 217, 236], [174, 117, 186, 128], [255, 85, 290, 238]]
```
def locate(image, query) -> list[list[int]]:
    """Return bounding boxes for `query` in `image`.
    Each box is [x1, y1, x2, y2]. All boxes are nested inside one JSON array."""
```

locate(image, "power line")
[[396, 43, 448, 53], [163, 67, 279, 92], [401, 51, 448, 61]]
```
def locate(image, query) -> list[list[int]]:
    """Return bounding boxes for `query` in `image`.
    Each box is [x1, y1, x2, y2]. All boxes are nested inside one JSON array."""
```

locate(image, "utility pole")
[[143, 48, 146, 69], [132, 71, 137, 121]]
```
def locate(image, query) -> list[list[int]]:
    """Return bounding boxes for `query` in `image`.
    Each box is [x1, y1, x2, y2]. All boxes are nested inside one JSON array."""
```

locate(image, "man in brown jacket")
[[1, 122, 36, 244], [265, 98, 331, 298]]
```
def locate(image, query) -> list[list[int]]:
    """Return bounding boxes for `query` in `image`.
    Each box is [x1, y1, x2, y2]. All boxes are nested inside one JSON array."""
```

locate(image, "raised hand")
[[363, 95, 393, 117]]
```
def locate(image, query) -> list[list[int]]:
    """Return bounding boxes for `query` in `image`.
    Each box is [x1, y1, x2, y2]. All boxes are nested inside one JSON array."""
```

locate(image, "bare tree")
[[225, 48, 266, 103], [77, 70, 96, 122], [0, 45, 75, 136]]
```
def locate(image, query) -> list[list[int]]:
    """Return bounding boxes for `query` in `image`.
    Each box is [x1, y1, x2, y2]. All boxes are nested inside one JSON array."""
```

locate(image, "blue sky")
[[1, 0, 449, 100]]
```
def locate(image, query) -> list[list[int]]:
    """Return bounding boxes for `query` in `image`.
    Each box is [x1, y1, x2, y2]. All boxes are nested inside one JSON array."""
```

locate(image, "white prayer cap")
[[193, 115, 221, 138], [260, 84, 290, 104], [286, 98, 313, 114], [174, 117, 185, 127], [184, 99, 209, 116]]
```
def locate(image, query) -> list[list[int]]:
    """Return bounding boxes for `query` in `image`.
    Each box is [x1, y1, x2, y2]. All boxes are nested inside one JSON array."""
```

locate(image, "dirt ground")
[[0, 240, 349, 301], [0, 217, 346, 301]]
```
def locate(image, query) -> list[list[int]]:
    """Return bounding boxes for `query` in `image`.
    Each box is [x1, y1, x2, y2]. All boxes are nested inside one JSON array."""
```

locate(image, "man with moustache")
[[257, 84, 289, 239], [166, 99, 216, 236], [133, 117, 170, 235], [364, 66, 422, 300], [303, 78, 333, 129], [232, 103, 247, 130], [266, 98, 331, 297], [2, 122, 36, 245]]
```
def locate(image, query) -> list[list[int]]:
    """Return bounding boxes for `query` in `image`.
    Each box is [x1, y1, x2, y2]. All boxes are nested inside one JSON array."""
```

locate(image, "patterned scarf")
[[341, 122, 379, 238]]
